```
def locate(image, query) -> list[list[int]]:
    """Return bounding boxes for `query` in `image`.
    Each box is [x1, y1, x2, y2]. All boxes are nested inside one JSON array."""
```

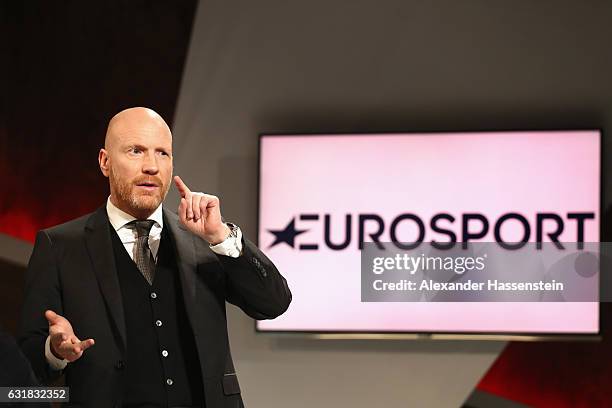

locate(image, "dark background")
[[1, 0, 196, 242]]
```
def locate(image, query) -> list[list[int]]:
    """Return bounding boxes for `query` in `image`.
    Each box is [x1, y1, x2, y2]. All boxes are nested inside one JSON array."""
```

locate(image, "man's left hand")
[[174, 175, 231, 245]]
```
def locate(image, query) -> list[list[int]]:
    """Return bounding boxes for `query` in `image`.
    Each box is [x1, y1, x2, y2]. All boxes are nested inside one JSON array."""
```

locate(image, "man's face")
[[102, 120, 173, 218]]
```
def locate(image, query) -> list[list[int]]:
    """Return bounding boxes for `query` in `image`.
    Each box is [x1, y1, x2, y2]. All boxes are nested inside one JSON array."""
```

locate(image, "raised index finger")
[[174, 175, 191, 198]]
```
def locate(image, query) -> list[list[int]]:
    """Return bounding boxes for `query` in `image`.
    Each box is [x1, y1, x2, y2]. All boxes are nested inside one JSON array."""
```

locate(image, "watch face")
[[227, 223, 238, 238]]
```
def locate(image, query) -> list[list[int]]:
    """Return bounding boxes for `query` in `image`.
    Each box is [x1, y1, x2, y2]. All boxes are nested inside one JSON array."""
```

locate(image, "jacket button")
[[115, 360, 125, 370]]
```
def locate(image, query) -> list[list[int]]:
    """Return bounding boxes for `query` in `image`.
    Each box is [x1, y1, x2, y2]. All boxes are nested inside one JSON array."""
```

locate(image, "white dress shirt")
[[45, 197, 243, 369]]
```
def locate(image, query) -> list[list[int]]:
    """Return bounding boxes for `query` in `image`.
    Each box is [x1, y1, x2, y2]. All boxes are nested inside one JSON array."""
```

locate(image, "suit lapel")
[[85, 206, 127, 353]]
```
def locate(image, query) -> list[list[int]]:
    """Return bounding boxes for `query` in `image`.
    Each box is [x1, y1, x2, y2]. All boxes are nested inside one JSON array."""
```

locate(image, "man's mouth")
[[136, 182, 160, 190]]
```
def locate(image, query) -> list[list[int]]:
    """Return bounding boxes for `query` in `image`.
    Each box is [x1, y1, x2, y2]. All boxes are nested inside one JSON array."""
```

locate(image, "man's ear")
[[99, 148, 110, 177]]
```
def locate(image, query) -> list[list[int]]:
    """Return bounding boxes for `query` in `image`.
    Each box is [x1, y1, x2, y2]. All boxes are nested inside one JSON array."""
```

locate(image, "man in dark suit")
[[18, 107, 291, 407]]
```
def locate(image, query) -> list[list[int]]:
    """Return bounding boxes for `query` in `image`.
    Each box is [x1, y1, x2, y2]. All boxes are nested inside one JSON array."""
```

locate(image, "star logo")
[[267, 218, 308, 248]]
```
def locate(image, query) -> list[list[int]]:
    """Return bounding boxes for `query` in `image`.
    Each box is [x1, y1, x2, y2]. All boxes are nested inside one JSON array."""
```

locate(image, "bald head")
[[99, 107, 174, 219], [104, 107, 172, 150]]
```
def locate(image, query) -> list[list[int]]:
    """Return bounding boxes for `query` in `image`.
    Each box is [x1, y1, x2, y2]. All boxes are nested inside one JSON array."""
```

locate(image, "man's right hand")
[[45, 310, 95, 362]]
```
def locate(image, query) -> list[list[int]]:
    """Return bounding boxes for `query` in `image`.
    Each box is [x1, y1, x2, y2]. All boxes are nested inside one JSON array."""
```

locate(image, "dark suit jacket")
[[18, 206, 292, 408]]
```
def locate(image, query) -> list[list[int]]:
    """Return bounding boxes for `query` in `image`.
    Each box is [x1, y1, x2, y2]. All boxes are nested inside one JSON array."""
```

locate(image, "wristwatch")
[[225, 222, 239, 239]]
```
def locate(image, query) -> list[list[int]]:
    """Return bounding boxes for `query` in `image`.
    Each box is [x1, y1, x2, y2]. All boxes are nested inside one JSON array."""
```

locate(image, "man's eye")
[[130, 148, 142, 154]]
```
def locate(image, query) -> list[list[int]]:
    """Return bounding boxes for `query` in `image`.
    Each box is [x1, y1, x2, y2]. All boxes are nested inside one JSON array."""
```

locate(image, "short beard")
[[109, 166, 170, 217]]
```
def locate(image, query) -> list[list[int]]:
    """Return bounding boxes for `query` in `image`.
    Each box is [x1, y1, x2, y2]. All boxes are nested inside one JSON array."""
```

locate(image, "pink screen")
[[257, 131, 600, 334]]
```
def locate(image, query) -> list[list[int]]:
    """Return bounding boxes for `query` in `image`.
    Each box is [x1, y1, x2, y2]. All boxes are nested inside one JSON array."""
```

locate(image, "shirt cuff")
[[209, 225, 243, 258], [45, 335, 68, 370]]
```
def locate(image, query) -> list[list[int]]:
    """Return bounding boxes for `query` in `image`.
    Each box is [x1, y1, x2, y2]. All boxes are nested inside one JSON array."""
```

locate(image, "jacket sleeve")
[[17, 231, 64, 384], [217, 236, 292, 320]]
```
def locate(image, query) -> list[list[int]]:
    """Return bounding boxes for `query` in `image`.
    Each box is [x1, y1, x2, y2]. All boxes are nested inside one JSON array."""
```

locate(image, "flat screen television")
[[257, 131, 600, 338]]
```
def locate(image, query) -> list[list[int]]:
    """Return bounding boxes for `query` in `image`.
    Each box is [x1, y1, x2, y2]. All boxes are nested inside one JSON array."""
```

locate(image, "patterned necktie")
[[127, 220, 156, 285]]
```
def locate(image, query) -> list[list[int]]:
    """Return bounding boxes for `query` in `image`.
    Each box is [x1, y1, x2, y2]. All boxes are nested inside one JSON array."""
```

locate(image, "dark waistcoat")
[[110, 223, 204, 407]]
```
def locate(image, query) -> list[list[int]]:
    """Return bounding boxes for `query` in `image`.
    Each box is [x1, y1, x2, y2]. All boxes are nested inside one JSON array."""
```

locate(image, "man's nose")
[[142, 152, 159, 174]]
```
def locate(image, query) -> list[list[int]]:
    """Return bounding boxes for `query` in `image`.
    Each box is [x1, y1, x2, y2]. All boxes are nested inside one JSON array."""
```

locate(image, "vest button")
[[150, 292, 157, 299], [166, 378, 173, 386], [155, 320, 163, 327], [115, 360, 125, 370], [161, 349, 168, 357]]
